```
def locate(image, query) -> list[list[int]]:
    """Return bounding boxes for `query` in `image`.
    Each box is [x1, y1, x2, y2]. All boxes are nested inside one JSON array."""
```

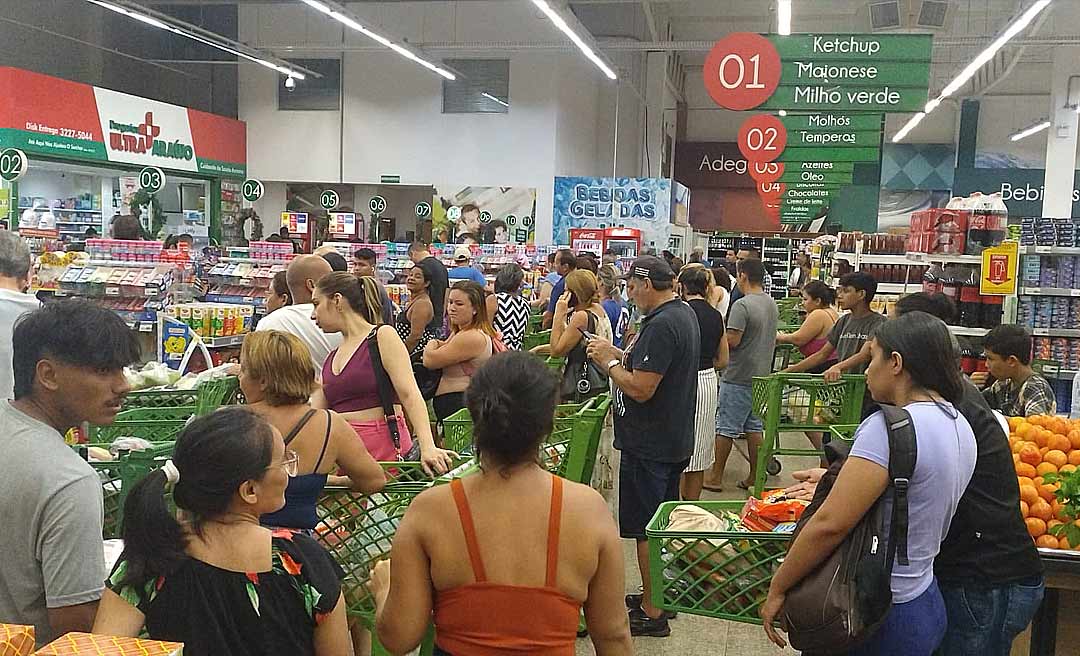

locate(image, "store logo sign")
[[108, 112, 193, 162], [94, 87, 199, 172]]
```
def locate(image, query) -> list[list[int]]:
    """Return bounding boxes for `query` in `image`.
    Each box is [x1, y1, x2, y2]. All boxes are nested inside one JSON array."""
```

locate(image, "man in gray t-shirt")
[[0, 300, 140, 645], [708, 259, 778, 491]]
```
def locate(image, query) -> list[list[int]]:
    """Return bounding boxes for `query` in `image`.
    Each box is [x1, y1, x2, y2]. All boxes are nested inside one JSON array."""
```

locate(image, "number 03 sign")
[[703, 33, 781, 111]]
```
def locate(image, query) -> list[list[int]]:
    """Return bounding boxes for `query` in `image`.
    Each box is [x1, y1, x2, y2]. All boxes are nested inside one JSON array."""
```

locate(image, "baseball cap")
[[453, 244, 472, 262], [623, 255, 675, 283]]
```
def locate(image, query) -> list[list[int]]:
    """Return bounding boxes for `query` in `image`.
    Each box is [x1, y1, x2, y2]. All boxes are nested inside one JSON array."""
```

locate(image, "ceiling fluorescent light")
[[321, 7, 455, 80], [777, 0, 792, 36], [1011, 120, 1051, 142], [482, 92, 510, 108], [892, 112, 926, 143], [531, 0, 617, 80], [300, 0, 333, 16]]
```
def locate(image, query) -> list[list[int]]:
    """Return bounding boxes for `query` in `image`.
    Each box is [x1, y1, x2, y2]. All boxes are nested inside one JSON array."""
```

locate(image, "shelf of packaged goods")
[[1021, 246, 1080, 256], [1032, 328, 1080, 338], [833, 252, 909, 264], [1020, 287, 1080, 297], [828, 278, 914, 294], [1040, 369, 1079, 381], [948, 326, 991, 337], [219, 257, 294, 264], [205, 293, 266, 307], [904, 252, 984, 265], [200, 334, 247, 349], [19, 206, 102, 214]]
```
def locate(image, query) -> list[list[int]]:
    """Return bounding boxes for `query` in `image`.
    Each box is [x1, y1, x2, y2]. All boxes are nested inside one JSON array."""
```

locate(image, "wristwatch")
[[606, 359, 621, 373]]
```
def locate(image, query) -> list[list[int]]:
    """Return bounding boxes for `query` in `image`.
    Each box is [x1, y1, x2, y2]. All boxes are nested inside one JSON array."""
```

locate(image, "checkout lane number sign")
[[0, 148, 28, 182], [321, 190, 339, 211], [242, 179, 265, 202], [370, 195, 387, 215], [139, 167, 166, 194]]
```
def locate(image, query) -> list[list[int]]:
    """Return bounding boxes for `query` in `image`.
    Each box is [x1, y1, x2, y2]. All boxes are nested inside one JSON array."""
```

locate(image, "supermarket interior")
[[10, 0, 1080, 655]]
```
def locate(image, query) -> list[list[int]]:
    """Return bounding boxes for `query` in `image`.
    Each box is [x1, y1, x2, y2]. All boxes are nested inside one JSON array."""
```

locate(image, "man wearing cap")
[[586, 255, 699, 638], [447, 244, 487, 286]]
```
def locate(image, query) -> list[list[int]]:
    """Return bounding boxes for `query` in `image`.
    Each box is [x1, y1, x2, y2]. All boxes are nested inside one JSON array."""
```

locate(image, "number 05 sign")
[[703, 33, 781, 111]]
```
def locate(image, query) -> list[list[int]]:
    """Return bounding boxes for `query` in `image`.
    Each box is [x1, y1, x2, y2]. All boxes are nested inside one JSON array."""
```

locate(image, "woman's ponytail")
[[118, 468, 187, 586]]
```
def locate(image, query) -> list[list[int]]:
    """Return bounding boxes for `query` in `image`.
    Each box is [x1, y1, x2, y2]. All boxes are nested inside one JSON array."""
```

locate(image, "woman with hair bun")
[[370, 352, 633, 656], [91, 407, 351, 655], [311, 272, 455, 474]]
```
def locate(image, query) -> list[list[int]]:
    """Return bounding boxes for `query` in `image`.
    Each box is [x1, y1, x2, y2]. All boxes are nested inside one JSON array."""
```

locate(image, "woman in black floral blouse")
[[92, 407, 352, 656]]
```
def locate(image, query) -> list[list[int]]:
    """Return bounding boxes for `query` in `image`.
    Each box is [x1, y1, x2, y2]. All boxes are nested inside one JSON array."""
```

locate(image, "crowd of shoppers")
[[0, 232, 1050, 655]]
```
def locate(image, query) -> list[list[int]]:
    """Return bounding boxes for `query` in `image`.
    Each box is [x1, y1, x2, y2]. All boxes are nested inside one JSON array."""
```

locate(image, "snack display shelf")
[[201, 334, 247, 348], [1020, 287, 1080, 297], [1023, 246, 1080, 256], [827, 277, 914, 294], [836, 251, 984, 265], [947, 326, 991, 336], [18, 206, 101, 214], [1032, 328, 1080, 338]]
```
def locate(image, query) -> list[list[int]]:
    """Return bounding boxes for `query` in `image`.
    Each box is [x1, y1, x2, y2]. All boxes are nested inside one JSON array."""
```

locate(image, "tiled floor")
[[574, 430, 817, 655]]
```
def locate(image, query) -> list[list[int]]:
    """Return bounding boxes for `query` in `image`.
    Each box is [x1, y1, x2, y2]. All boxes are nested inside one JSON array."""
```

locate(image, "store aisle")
[[574, 429, 818, 655]]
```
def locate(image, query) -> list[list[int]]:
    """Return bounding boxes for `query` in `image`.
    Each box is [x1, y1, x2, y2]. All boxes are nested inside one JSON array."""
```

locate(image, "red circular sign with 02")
[[703, 32, 782, 111], [739, 114, 788, 164], [749, 161, 785, 184]]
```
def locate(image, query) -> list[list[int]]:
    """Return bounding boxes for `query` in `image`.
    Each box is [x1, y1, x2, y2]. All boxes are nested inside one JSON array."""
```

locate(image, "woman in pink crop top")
[[422, 281, 499, 430], [775, 279, 839, 464], [370, 352, 632, 656], [310, 273, 456, 475]]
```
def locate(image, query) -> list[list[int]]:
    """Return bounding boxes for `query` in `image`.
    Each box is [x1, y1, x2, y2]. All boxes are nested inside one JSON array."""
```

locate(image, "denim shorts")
[[618, 452, 687, 540], [937, 576, 1045, 656], [715, 381, 764, 438]]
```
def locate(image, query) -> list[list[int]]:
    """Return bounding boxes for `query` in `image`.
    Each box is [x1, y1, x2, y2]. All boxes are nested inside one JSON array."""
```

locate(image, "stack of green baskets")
[[749, 373, 866, 496], [123, 375, 241, 415], [89, 376, 241, 444], [776, 297, 802, 325], [646, 500, 789, 624], [87, 443, 175, 538], [522, 329, 552, 352]]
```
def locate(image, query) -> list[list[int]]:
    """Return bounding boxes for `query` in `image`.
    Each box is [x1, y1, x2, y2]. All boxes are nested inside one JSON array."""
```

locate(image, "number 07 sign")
[[703, 33, 781, 110]]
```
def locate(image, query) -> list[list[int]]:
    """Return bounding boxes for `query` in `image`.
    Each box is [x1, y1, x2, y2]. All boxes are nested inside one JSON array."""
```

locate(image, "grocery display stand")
[[1030, 549, 1080, 656], [1017, 245, 1080, 414], [706, 233, 813, 300]]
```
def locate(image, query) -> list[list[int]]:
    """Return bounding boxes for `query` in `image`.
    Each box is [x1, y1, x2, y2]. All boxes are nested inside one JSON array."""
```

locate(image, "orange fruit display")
[[1029, 499, 1054, 522], [1069, 429, 1080, 450], [1036, 462, 1059, 477], [1061, 464, 1078, 475], [1037, 534, 1060, 549], [1039, 483, 1060, 503], [1018, 476, 1035, 488], [1016, 462, 1037, 478], [1049, 435, 1072, 453], [1069, 450, 1080, 466], [1019, 485, 1040, 506], [1021, 500, 1030, 517], [1026, 517, 1048, 538]]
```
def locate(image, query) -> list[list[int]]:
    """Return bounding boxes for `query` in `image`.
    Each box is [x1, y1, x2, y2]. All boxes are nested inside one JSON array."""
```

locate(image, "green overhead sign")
[[789, 161, 855, 173], [786, 129, 881, 148], [761, 85, 927, 112], [768, 34, 933, 62], [779, 61, 930, 88], [779, 114, 882, 131], [779, 147, 880, 163], [779, 170, 854, 184]]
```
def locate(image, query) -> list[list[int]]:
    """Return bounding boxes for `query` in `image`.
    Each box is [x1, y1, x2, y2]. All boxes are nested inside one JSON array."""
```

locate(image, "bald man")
[[256, 254, 342, 373]]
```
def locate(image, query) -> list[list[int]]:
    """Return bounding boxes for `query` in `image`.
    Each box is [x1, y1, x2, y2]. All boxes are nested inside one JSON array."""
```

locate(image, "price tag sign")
[[0, 148, 28, 182], [415, 201, 432, 218], [703, 32, 782, 110], [738, 114, 787, 163], [320, 190, 339, 211], [242, 179, 264, 202], [369, 195, 387, 215], [139, 167, 166, 194]]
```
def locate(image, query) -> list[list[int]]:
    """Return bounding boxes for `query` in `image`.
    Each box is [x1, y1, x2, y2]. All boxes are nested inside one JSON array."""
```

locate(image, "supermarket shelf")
[[948, 326, 991, 336], [1022, 246, 1080, 255], [87, 260, 171, 268], [1019, 287, 1080, 297], [1032, 328, 1080, 338], [199, 334, 247, 348], [905, 252, 983, 264], [220, 256, 292, 264], [1042, 369, 1079, 381], [19, 206, 101, 214], [828, 278, 914, 294]]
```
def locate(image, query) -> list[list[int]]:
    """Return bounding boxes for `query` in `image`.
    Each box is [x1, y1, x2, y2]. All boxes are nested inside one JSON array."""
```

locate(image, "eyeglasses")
[[278, 450, 299, 477]]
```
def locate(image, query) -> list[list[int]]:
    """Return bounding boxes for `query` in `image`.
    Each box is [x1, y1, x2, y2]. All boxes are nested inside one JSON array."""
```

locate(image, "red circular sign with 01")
[[739, 114, 787, 163], [703, 33, 782, 111], [749, 161, 785, 184]]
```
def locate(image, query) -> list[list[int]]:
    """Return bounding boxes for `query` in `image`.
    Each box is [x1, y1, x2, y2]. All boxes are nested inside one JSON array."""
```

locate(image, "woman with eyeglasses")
[[240, 330, 386, 531], [92, 407, 353, 655]]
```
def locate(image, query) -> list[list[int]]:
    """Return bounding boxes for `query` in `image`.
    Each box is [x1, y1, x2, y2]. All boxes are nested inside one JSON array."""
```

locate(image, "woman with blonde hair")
[[240, 330, 385, 530], [551, 269, 613, 402], [423, 280, 502, 426], [311, 272, 456, 475]]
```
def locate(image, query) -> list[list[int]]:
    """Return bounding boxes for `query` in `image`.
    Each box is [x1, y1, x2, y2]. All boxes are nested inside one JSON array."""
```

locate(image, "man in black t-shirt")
[[408, 241, 449, 334], [587, 256, 699, 638]]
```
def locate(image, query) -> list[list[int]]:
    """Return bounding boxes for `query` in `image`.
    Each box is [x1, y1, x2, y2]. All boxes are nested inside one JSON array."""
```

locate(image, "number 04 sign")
[[703, 32, 782, 111]]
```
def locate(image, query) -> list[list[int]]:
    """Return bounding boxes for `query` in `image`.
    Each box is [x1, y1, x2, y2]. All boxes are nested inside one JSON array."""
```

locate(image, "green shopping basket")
[[828, 424, 860, 444], [776, 298, 802, 325], [646, 500, 790, 624], [123, 375, 240, 415], [522, 329, 552, 352], [88, 407, 190, 444], [545, 356, 565, 373], [563, 394, 610, 485], [441, 402, 586, 458], [749, 373, 866, 496], [526, 312, 544, 336], [86, 442, 176, 538]]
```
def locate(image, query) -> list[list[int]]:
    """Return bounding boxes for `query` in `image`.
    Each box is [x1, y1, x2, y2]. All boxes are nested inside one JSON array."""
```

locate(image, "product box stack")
[[34, 633, 182, 655], [908, 208, 967, 254], [1019, 217, 1079, 247], [0, 624, 33, 656], [1032, 337, 1080, 371], [1020, 255, 1080, 289], [1016, 298, 1080, 330]]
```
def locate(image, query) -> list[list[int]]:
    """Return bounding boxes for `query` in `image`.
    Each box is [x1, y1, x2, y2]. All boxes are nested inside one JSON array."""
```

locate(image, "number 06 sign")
[[703, 32, 781, 111]]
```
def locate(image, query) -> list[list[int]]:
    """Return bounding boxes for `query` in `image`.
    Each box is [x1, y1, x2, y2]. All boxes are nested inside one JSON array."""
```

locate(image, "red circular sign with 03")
[[749, 161, 785, 184], [739, 114, 787, 163], [703, 33, 782, 111]]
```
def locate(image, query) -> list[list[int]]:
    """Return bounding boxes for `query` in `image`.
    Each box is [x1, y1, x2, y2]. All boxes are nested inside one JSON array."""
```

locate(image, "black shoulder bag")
[[367, 327, 421, 462], [781, 404, 918, 653]]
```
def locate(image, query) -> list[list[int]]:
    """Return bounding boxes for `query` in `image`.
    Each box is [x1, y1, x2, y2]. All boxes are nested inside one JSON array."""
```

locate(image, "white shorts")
[[685, 368, 719, 473]]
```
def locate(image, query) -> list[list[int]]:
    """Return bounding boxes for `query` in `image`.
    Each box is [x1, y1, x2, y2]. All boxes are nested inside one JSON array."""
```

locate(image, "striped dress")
[[493, 292, 531, 350]]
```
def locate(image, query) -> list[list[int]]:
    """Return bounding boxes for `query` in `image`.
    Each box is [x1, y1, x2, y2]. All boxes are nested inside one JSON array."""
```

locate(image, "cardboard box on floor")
[[0, 624, 34, 656], [33, 633, 182, 655]]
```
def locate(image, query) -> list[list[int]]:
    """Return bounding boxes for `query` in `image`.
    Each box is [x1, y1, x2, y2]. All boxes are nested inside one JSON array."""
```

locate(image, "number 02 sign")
[[738, 114, 787, 163], [703, 33, 781, 111], [0, 148, 28, 182]]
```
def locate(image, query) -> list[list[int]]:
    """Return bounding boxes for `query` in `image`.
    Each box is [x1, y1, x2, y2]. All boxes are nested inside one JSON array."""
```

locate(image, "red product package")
[[0, 624, 34, 656], [740, 490, 810, 532]]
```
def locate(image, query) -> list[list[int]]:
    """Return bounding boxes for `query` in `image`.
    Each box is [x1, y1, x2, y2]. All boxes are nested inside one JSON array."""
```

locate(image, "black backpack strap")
[[366, 326, 403, 459], [880, 404, 918, 568]]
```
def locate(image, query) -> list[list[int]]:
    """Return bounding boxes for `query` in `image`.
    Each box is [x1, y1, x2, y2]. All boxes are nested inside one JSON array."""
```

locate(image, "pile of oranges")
[[1009, 415, 1080, 550]]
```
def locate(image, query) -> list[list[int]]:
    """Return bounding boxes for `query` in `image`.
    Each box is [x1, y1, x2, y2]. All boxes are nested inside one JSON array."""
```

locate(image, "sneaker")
[[624, 593, 677, 619], [628, 607, 671, 637]]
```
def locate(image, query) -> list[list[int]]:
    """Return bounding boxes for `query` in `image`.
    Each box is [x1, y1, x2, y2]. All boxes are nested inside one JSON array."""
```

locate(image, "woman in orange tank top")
[[369, 352, 632, 655]]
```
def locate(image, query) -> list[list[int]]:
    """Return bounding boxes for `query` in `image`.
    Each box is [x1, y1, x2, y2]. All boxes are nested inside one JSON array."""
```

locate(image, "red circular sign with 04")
[[749, 161, 785, 184], [703, 33, 782, 111], [739, 114, 787, 163], [756, 181, 786, 198]]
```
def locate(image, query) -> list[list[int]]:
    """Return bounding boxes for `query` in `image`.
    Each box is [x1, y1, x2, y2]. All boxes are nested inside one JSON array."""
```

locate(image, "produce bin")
[[646, 500, 790, 624], [749, 373, 866, 495]]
